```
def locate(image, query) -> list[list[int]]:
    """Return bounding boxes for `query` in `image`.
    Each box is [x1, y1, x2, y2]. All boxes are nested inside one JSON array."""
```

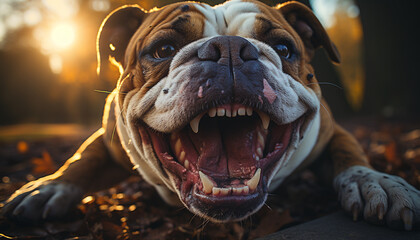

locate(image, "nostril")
[[198, 36, 258, 65], [198, 40, 223, 61], [240, 44, 258, 62]]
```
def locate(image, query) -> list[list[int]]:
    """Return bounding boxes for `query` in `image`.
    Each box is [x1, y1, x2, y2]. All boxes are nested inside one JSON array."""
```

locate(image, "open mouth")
[[138, 103, 305, 221]]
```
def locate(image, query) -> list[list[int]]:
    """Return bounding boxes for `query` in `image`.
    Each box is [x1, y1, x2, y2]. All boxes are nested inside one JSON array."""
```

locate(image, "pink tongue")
[[190, 118, 257, 179]]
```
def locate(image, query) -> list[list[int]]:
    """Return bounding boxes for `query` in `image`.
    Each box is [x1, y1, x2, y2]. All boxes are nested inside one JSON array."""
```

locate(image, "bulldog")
[[2, 0, 419, 230]]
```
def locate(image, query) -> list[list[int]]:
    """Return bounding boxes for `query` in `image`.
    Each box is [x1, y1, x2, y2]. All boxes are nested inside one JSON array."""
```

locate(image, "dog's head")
[[97, 0, 339, 222]]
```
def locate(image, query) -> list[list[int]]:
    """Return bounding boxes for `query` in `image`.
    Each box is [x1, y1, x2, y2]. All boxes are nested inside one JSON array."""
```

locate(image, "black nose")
[[198, 36, 259, 66]]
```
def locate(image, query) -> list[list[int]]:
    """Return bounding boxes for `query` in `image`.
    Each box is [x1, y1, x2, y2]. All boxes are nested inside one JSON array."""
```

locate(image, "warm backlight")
[[50, 23, 76, 50]]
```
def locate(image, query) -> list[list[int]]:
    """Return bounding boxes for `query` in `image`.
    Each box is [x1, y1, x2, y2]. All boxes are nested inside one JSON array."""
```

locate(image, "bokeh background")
[[0, 0, 418, 128]]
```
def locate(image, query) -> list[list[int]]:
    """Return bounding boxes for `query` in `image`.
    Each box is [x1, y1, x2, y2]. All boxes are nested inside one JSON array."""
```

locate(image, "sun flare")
[[50, 22, 76, 50]]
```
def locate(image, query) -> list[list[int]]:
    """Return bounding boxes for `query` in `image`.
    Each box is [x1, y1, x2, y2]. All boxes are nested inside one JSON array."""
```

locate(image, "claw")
[[42, 206, 50, 220], [401, 208, 413, 231], [352, 203, 360, 221], [377, 203, 385, 221], [12, 206, 24, 216]]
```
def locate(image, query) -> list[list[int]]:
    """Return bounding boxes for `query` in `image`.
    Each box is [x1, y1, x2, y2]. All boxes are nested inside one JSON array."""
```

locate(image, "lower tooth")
[[233, 187, 248, 195], [220, 188, 231, 195], [212, 187, 231, 195], [257, 147, 263, 157], [184, 160, 189, 169]]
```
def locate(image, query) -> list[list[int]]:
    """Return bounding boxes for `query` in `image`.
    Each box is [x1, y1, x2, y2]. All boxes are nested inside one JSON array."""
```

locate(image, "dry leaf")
[[31, 151, 56, 175]]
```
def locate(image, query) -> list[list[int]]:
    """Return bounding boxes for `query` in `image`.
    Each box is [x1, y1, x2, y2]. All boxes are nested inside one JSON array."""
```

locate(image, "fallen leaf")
[[30, 151, 56, 175]]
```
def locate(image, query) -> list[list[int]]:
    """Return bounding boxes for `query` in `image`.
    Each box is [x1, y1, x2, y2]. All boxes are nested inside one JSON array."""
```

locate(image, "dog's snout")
[[198, 36, 258, 66]]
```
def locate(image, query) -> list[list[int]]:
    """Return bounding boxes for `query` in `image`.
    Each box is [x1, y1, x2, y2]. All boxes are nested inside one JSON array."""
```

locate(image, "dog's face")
[[98, 0, 340, 222]]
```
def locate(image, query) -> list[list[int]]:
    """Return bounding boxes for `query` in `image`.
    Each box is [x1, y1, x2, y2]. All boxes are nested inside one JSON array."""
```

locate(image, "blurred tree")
[[356, 0, 420, 118]]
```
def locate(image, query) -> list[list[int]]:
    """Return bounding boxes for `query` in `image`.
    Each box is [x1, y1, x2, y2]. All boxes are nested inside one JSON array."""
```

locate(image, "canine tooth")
[[217, 108, 225, 116], [238, 107, 246, 116], [258, 131, 265, 147], [246, 168, 261, 191], [208, 108, 217, 117], [256, 111, 270, 129], [174, 139, 182, 155], [179, 151, 186, 162], [257, 147, 263, 157], [199, 171, 214, 194], [246, 107, 253, 116], [190, 112, 205, 133], [184, 159, 190, 169]]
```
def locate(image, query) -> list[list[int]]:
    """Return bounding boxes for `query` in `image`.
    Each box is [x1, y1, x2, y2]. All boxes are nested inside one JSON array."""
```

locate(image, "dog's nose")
[[198, 36, 258, 66]]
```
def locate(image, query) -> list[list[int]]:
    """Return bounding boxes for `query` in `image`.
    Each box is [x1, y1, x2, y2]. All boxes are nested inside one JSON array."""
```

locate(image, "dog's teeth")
[[174, 139, 182, 156], [232, 186, 249, 195], [190, 112, 205, 133], [258, 131, 265, 147], [238, 107, 246, 116], [246, 107, 253, 116], [257, 147, 263, 157], [208, 108, 217, 117], [217, 108, 225, 116], [220, 187, 231, 195], [179, 151, 185, 162], [226, 108, 232, 117], [246, 168, 261, 191], [199, 171, 214, 194], [184, 160, 190, 169], [232, 109, 237, 117], [256, 111, 270, 129], [212, 187, 231, 195]]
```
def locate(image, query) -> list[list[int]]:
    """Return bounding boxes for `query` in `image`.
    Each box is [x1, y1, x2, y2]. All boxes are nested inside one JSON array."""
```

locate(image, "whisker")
[[110, 122, 117, 147], [307, 82, 343, 90], [94, 89, 113, 94], [320, 102, 334, 133], [264, 202, 273, 211]]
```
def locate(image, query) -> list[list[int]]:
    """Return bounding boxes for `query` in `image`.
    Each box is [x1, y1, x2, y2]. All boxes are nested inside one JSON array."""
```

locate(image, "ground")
[[0, 117, 419, 239]]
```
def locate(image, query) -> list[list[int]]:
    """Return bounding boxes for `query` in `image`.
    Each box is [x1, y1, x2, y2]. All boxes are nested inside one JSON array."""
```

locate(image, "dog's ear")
[[278, 1, 340, 63], [97, 5, 146, 75]]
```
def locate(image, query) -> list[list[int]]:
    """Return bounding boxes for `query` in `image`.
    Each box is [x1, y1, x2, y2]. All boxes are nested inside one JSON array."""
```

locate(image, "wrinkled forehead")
[[194, 0, 261, 37], [135, 0, 280, 42]]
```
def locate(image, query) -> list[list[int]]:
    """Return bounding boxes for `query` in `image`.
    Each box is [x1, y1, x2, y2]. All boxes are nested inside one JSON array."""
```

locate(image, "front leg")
[[1, 129, 133, 222], [330, 125, 420, 230]]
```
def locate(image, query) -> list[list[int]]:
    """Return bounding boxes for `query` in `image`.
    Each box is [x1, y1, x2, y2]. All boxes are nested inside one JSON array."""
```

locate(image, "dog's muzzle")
[[133, 35, 314, 222]]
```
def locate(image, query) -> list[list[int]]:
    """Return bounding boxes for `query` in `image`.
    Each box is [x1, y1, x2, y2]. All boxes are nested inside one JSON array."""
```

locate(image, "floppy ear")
[[97, 5, 146, 75], [278, 1, 341, 63]]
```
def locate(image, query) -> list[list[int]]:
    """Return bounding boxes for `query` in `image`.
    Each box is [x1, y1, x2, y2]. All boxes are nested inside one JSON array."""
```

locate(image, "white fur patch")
[[269, 109, 320, 191], [194, 0, 260, 37]]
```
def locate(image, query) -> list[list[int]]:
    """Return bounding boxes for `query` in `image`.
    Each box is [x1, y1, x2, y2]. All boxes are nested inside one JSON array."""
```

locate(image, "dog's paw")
[[1, 179, 83, 222], [334, 166, 420, 230]]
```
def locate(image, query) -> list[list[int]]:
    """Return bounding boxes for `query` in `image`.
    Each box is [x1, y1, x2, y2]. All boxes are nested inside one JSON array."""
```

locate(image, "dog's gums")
[[137, 102, 305, 221]]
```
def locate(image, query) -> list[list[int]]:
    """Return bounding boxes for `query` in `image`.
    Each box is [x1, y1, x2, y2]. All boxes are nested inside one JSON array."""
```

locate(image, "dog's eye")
[[154, 44, 177, 59], [273, 44, 290, 58]]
